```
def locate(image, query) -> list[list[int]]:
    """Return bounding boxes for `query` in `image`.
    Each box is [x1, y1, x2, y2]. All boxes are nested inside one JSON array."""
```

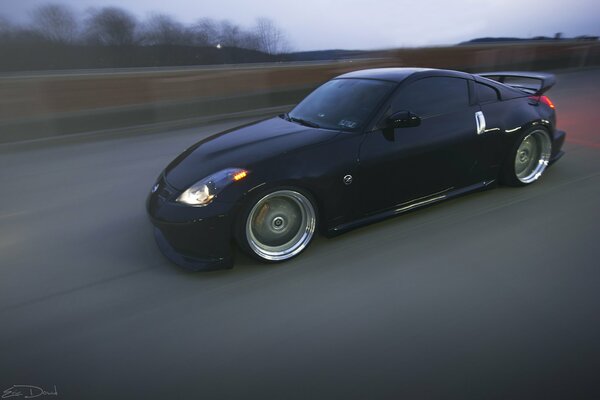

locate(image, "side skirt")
[[327, 180, 496, 236]]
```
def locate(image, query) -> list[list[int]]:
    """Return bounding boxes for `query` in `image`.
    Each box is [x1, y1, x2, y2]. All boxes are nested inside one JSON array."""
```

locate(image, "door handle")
[[475, 111, 486, 135]]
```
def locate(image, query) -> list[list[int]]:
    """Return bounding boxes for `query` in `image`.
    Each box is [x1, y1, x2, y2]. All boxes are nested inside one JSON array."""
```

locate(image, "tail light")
[[529, 95, 555, 109]]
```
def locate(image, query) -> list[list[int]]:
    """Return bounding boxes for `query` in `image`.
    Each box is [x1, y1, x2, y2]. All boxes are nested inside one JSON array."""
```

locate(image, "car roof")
[[335, 67, 473, 83]]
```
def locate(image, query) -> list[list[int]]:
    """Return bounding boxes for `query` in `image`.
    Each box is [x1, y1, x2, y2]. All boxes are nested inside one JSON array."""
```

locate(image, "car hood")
[[164, 116, 341, 190]]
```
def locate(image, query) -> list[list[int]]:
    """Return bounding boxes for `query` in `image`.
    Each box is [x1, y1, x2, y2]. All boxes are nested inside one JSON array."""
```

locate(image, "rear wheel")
[[239, 189, 317, 262], [502, 128, 552, 186]]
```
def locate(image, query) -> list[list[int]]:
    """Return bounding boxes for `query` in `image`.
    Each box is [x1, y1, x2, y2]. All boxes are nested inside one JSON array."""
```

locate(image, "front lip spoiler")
[[153, 227, 233, 271]]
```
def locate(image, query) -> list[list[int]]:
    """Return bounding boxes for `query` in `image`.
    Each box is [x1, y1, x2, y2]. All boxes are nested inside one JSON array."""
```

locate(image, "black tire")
[[501, 127, 552, 187], [235, 187, 318, 263]]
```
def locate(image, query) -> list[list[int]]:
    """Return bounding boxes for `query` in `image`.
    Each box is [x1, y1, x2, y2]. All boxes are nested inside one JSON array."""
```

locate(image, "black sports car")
[[147, 67, 566, 271]]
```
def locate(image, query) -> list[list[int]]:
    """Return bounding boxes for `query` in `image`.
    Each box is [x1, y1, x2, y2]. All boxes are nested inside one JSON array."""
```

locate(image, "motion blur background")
[[1, 0, 599, 142], [1, 1, 600, 399]]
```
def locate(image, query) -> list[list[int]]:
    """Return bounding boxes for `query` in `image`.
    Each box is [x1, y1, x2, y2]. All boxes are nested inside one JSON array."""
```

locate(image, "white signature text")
[[2, 385, 58, 399]]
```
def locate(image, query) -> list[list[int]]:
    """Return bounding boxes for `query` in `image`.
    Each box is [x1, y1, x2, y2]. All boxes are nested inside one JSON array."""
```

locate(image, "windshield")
[[288, 78, 396, 131]]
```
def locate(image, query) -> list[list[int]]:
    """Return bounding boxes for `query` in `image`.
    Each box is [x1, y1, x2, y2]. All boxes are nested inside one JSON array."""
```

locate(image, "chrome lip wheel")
[[246, 190, 316, 261], [514, 129, 552, 184]]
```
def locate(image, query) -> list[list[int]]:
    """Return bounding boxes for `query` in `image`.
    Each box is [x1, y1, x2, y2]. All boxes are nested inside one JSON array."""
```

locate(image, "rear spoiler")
[[476, 71, 556, 95]]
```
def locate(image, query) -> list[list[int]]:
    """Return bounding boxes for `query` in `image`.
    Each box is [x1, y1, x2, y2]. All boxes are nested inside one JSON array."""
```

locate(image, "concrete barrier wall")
[[1, 42, 598, 143]]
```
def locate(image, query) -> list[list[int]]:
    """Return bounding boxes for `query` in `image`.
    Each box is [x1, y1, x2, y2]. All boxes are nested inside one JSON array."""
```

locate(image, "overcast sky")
[[1, 0, 599, 50]]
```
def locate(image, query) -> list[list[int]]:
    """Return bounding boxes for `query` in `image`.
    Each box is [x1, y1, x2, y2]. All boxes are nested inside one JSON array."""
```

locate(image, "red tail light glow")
[[540, 95, 555, 109], [529, 95, 555, 109]]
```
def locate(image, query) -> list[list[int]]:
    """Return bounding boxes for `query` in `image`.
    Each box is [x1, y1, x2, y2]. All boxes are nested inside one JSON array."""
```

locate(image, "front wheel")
[[502, 128, 552, 186], [238, 189, 317, 262]]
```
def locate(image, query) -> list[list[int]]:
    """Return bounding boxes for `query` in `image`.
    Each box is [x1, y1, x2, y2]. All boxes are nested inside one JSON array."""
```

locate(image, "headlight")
[[176, 168, 248, 206]]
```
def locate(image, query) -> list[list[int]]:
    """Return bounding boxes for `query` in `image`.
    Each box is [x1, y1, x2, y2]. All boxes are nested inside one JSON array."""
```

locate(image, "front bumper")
[[147, 177, 236, 271]]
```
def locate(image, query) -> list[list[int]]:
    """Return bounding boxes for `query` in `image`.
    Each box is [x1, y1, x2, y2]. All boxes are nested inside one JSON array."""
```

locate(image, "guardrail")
[[1, 42, 598, 144]]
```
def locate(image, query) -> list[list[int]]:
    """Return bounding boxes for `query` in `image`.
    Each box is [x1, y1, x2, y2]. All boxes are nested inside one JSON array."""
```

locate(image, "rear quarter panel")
[[480, 96, 552, 177]]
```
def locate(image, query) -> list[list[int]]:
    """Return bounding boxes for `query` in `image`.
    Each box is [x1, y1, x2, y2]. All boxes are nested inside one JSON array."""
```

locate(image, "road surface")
[[1, 68, 599, 399]]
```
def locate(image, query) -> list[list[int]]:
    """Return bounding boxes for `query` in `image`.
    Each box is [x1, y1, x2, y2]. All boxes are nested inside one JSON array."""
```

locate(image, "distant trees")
[[190, 18, 220, 46], [186, 17, 288, 54], [30, 3, 78, 43], [189, 18, 257, 50], [0, 4, 293, 71], [217, 20, 244, 48], [6, 4, 291, 53], [140, 14, 189, 46], [255, 17, 289, 55], [0, 9, 294, 49], [84, 7, 137, 46], [0, 14, 12, 39]]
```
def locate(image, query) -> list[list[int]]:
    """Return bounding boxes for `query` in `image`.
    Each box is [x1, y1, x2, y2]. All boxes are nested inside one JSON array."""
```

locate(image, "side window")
[[392, 77, 469, 117], [475, 82, 499, 104]]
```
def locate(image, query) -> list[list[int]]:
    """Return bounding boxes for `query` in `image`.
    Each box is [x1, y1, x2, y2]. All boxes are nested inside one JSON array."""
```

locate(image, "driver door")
[[357, 76, 481, 216]]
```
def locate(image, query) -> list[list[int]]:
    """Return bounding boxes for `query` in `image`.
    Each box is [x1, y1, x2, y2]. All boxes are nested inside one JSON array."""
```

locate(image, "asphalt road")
[[1, 68, 600, 399]]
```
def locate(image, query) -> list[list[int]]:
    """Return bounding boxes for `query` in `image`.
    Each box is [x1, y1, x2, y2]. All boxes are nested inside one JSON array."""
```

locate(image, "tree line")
[[0, 4, 291, 71]]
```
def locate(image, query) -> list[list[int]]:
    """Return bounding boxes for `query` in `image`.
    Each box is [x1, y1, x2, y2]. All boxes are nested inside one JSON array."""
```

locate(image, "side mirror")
[[387, 111, 421, 128]]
